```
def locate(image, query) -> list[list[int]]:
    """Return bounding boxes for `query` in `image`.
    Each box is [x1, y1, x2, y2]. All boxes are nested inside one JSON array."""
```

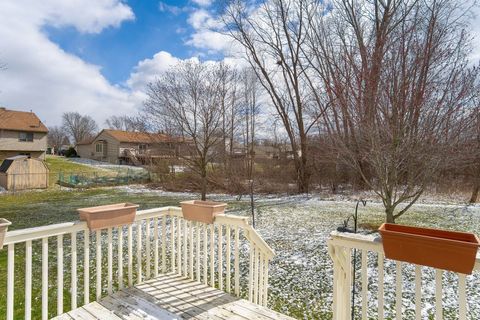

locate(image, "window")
[[95, 143, 103, 153], [19, 132, 34, 142], [139, 144, 147, 154]]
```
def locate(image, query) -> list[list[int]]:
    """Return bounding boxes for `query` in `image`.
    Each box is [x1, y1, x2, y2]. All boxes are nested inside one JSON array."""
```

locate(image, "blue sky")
[[0, 0, 232, 126], [45, 0, 208, 86]]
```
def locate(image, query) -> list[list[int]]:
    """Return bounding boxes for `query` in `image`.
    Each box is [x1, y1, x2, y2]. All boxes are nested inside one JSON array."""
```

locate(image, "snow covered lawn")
[[0, 186, 478, 319]]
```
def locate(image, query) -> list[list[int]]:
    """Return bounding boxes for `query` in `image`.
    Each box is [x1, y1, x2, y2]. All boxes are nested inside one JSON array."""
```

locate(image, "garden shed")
[[0, 155, 49, 190]]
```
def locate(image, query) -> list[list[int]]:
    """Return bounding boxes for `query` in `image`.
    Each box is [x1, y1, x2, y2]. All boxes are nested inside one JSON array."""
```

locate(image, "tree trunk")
[[470, 183, 479, 204], [296, 155, 310, 194], [385, 206, 395, 223], [201, 167, 207, 201]]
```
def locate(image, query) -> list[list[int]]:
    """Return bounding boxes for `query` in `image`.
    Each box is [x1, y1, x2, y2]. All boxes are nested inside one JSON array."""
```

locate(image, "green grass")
[[45, 156, 109, 188]]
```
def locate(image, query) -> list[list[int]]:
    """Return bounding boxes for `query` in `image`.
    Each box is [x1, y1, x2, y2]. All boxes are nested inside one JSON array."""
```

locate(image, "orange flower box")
[[0, 218, 12, 249], [379, 223, 480, 274], [78, 203, 139, 230], [180, 200, 227, 224]]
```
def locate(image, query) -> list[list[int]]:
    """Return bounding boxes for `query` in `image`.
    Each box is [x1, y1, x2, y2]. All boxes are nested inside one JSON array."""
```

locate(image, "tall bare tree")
[[105, 115, 147, 132], [144, 61, 225, 200], [241, 68, 260, 226], [305, 0, 478, 222], [224, 0, 328, 193], [47, 126, 70, 153], [62, 112, 98, 145]]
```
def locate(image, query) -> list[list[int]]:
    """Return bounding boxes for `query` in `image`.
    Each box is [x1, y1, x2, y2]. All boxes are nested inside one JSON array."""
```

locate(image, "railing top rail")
[[4, 207, 170, 245], [3, 205, 275, 259], [328, 231, 480, 270]]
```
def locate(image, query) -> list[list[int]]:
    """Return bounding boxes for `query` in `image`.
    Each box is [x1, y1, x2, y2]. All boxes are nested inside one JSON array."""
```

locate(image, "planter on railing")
[[379, 223, 480, 274], [180, 200, 227, 224], [0, 218, 12, 249], [78, 202, 138, 230]]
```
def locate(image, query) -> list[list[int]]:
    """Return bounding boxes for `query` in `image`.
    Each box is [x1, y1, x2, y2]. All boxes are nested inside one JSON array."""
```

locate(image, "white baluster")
[[190, 221, 194, 280], [71, 232, 78, 309], [203, 223, 208, 285], [396, 262, 402, 320], [234, 226, 239, 296], [42, 237, 48, 320], [258, 253, 264, 305], [171, 216, 175, 273], [218, 224, 223, 290], [459, 274, 467, 319], [378, 253, 384, 320], [57, 235, 64, 315], [146, 219, 151, 280], [226, 225, 231, 293], [183, 220, 188, 277], [154, 217, 159, 277], [25, 240, 32, 320], [128, 224, 133, 287], [107, 228, 113, 294], [84, 230, 90, 304], [177, 218, 182, 275], [118, 226, 124, 289], [96, 230, 102, 300], [248, 244, 254, 302], [196, 222, 201, 282], [435, 269, 443, 320], [263, 258, 269, 306], [415, 265, 421, 320], [361, 250, 367, 320], [137, 222, 142, 284], [162, 215, 166, 273], [210, 224, 215, 287], [7, 243, 14, 320]]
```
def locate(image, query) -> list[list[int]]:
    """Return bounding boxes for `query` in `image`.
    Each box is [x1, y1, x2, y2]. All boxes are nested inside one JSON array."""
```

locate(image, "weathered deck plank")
[[52, 273, 295, 320]]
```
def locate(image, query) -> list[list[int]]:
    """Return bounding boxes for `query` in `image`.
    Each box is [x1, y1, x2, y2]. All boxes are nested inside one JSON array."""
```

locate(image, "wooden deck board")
[[52, 273, 295, 320]]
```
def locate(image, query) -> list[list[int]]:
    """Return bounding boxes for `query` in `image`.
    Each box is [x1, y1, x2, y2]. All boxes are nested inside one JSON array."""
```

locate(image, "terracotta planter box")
[[379, 223, 480, 274], [78, 203, 139, 230], [0, 218, 12, 249], [180, 200, 227, 224]]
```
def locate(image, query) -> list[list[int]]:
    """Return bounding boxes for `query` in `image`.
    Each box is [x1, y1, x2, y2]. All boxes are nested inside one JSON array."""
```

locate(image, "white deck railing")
[[3, 206, 274, 320], [328, 231, 480, 320]]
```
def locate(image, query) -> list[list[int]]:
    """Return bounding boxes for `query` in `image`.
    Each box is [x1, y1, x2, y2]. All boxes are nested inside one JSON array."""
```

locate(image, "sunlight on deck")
[[53, 273, 294, 320]]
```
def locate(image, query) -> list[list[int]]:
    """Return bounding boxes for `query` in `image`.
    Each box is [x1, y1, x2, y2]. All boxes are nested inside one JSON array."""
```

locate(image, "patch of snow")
[[68, 158, 146, 171]]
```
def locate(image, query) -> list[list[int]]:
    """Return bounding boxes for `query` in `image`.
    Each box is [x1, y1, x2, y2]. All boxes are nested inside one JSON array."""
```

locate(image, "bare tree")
[[62, 112, 98, 145], [47, 126, 70, 153], [241, 68, 260, 226], [105, 115, 147, 132], [224, 0, 328, 193], [144, 61, 225, 200], [305, 0, 478, 222]]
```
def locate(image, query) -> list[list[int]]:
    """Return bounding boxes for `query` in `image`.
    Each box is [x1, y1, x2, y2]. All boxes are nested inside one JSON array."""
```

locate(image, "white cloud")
[[191, 0, 214, 8], [158, 1, 189, 15], [127, 51, 193, 91], [0, 0, 137, 127]]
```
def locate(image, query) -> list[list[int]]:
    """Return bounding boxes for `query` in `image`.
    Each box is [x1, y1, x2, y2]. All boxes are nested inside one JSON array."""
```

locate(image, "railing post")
[[328, 241, 352, 320]]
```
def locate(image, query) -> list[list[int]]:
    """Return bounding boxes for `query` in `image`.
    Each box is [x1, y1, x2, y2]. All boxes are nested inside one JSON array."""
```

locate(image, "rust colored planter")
[[180, 200, 227, 224], [78, 203, 139, 230], [379, 223, 480, 274], [0, 218, 12, 249]]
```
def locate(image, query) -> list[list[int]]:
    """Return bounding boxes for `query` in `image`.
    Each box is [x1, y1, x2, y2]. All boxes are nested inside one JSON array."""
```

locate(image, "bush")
[[64, 147, 78, 158]]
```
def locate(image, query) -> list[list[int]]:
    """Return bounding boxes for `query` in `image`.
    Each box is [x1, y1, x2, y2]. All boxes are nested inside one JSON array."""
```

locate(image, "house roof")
[[76, 137, 95, 145], [0, 108, 48, 133], [102, 129, 185, 144]]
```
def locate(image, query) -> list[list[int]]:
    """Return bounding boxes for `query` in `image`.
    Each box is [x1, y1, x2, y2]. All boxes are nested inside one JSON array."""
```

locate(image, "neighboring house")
[[0, 107, 49, 160], [75, 129, 188, 164]]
